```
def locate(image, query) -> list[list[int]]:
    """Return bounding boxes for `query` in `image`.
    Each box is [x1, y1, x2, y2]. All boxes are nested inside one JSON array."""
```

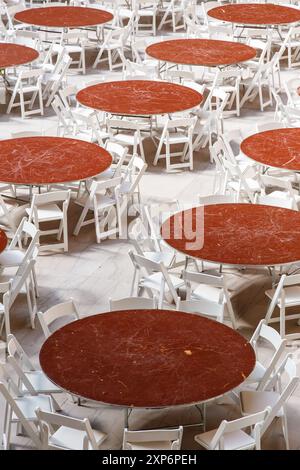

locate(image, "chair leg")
[[20, 92, 25, 119], [62, 216, 68, 252], [57, 220, 63, 240], [7, 88, 17, 115], [73, 205, 90, 236], [281, 412, 290, 450], [153, 138, 164, 165], [280, 306, 286, 339], [32, 267, 39, 298]]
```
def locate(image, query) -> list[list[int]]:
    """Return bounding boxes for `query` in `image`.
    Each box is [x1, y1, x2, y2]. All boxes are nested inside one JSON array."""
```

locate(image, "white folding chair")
[[194, 408, 270, 450], [26, 191, 70, 252], [94, 141, 128, 181], [222, 159, 260, 203], [129, 217, 175, 269], [59, 31, 88, 74], [0, 363, 53, 450], [0, 217, 39, 297], [73, 177, 123, 243], [0, 218, 39, 269], [0, 194, 27, 235], [134, 0, 158, 36], [176, 297, 225, 323], [158, 0, 185, 32], [246, 320, 287, 390], [35, 407, 107, 450], [123, 426, 183, 450], [37, 299, 80, 339], [7, 69, 44, 119], [44, 54, 72, 107], [240, 355, 299, 450], [107, 118, 148, 161], [153, 117, 196, 172], [2, 258, 37, 337], [182, 270, 237, 328], [265, 273, 300, 340], [119, 155, 147, 212], [109, 296, 158, 311], [207, 68, 242, 117], [6, 334, 62, 407], [128, 250, 185, 307], [92, 27, 126, 70], [51, 94, 76, 136]]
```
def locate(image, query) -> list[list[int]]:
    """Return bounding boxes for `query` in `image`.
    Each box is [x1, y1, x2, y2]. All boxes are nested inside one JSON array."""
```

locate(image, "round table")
[[76, 80, 203, 116], [146, 39, 256, 67], [0, 230, 7, 254], [208, 3, 300, 26], [0, 43, 39, 69], [40, 309, 255, 409], [0, 137, 112, 186], [161, 203, 300, 267], [14, 6, 113, 29], [241, 128, 300, 171]]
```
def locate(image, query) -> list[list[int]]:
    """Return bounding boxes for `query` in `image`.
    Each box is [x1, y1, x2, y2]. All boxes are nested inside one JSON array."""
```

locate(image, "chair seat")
[[265, 285, 300, 307], [12, 394, 53, 422], [21, 370, 61, 394], [240, 390, 281, 416], [26, 204, 63, 222], [49, 426, 107, 450], [120, 180, 136, 194], [75, 194, 116, 210], [64, 45, 83, 53], [195, 428, 255, 450], [112, 134, 138, 145], [244, 361, 266, 384], [94, 168, 114, 180], [138, 9, 156, 16], [0, 249, 25, 267], [228, 178, 260, 192], [165, 133, 190, 144], [140, 272, 184, 292], [128, 441, 174, 450], [269, 190, 300, 203], [191, 284, 223, 303], [143, 251, 175, 268], [72, 108, 96, 120], [17, 85, 40, 93]]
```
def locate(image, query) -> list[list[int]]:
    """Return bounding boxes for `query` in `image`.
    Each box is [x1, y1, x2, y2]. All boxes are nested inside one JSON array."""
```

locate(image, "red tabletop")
[[0, 137, 112, 186], [208, 3, 300, 26], [0, 230, 7, 254], [146, 39, 256, 67], [241, 128, 300, 171], [161, 204, 300, 267], [0, 43, 39, 69], [15, 6, 113, 28], [39, 309, 255, 408], [76, 80, 203, 116]]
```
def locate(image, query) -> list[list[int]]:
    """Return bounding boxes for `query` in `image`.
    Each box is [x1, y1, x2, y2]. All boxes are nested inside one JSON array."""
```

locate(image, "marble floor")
[[1, 30, 300, 451]]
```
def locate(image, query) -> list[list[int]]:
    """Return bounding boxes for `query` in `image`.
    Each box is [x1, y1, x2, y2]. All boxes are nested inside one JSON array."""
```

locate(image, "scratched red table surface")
[[14, 6, 113, 28], [208, 3, 300, 25], [0, 230, 7, 254], [161, 203, 300, 267], [76, 80, 203, 116], [241, 128, 300, 171], [146, 39, 256, 67], [0, 137, 112, 186], [0, 43, 39, 69], [39, 309, 255, 408]]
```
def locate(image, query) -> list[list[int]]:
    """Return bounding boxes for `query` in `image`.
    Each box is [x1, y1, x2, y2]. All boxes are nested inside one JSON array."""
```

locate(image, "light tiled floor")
[[1, 25, 300, 451]]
